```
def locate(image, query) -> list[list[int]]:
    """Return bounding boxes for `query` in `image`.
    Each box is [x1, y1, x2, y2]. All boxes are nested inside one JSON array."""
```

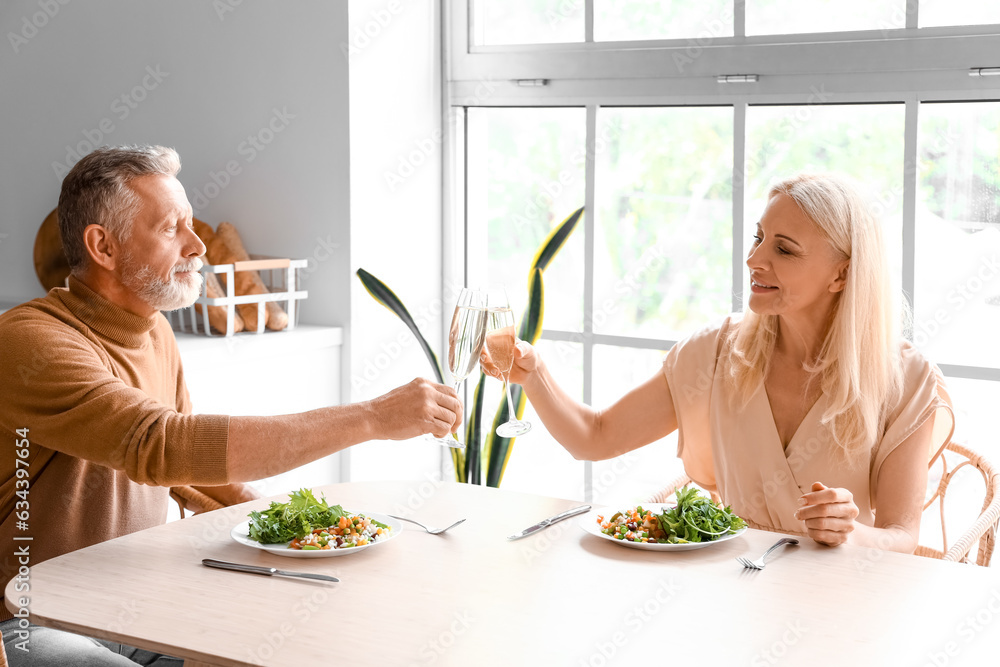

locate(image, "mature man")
[[0, 145, 461, 664]]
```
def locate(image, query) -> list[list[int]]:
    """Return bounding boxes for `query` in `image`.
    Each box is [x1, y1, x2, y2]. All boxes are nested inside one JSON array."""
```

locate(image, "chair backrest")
[[917, 441, 1000, 567]]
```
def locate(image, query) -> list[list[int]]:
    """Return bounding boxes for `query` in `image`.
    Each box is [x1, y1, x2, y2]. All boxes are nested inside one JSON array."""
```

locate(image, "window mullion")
[[583, 103, 597, 503], [734, 0, 746, 38], [733, 100, 747, 313], [585, 0, 594, 42], [902, 96, 919, 319]]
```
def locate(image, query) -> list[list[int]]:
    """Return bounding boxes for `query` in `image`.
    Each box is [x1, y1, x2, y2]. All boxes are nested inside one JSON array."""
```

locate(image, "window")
[[448, 2, 1000, 504], [746, 0, 904, 35]]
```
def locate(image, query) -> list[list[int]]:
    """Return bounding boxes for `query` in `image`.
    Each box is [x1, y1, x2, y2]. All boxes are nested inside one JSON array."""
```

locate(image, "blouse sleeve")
[[869, 343, 955, 504], [661, 318, 733, 491]]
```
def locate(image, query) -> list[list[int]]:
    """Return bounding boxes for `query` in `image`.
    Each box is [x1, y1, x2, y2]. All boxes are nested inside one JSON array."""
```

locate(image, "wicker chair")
[[648, 472, 696, 503], [647, 441, 1000, 566], [916, 441, 1000, 567], [168, 484, 227, 518]]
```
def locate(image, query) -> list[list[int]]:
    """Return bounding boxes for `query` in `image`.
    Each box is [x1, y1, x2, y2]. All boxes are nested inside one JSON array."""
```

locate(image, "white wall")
[[0, 0, 351, 342], [348, 0, 448, 480]]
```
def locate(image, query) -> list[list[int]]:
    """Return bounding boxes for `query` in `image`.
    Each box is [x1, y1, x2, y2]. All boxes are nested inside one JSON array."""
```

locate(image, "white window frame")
[[442, 1, 1000, 500]]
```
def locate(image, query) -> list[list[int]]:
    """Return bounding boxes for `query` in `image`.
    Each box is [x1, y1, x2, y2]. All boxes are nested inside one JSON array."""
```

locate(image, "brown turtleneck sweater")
[[0, 277, 230, 619]]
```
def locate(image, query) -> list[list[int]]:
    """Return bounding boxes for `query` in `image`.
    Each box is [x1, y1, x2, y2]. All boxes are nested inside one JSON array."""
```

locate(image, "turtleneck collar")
[[61, 276, 159, 349]]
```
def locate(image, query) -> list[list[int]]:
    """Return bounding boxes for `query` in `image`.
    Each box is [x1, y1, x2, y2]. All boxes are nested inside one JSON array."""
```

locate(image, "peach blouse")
[[662, 317, 954, 534]]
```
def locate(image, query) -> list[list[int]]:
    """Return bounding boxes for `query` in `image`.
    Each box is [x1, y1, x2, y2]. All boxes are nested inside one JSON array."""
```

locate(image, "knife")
[[507, 505, 592, 540], [202, 558, 339, 582]]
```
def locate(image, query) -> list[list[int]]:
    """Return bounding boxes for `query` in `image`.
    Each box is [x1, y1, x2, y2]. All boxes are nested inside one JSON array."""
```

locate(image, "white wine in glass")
[[485, 289, 531, 438], [428, 288, 487, 447]]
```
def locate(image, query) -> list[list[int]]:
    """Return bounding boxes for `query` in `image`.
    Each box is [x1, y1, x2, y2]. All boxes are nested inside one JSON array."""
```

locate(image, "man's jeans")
[[0, 620, 183, 667]]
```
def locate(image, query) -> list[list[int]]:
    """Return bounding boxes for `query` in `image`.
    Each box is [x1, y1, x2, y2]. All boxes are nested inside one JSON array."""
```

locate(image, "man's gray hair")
[[57, 145, 181, 273]]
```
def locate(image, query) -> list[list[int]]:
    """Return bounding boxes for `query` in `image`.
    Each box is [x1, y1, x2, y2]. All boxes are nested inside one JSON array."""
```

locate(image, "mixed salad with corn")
[[289, 513, 390, 550], [248, 488, 392, 550], [597, 487, 746, 544]]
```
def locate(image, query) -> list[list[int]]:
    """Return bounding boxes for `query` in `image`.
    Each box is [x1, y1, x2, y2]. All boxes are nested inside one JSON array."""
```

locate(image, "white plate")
[[579, 504, 747, 551], [231, 512, 402, 558]]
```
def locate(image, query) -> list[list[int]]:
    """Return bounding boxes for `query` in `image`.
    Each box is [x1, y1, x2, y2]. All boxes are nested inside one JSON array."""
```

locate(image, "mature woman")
[[482, 173, 953, 552]]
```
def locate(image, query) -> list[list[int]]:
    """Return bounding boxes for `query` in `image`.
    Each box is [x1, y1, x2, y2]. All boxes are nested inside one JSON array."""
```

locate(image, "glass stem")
[[452, 380, 462, 437], [503, 376, 517, 424]]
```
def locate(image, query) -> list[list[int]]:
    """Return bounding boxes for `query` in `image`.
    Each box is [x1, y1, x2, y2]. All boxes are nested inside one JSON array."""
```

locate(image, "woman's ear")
[[81, 224, 119, 271], [830, 260, 849, 293]]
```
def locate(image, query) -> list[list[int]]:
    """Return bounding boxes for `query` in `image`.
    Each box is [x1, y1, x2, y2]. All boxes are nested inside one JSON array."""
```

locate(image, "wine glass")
[[427, 288, 487, 447], [485, 287, 532, 438]]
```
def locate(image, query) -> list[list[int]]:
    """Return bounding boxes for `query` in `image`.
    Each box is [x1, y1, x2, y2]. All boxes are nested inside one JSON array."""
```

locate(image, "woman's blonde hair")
[[726, 173, 903, 457]]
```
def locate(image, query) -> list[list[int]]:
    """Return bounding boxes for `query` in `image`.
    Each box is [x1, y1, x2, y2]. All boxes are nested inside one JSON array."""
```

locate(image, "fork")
[[736, 537, 799, 570], [388, 515, 466, 535]]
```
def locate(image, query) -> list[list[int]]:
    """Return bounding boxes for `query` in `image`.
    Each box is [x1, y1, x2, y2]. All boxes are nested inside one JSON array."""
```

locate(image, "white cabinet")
[[175, 325, 345, 498]]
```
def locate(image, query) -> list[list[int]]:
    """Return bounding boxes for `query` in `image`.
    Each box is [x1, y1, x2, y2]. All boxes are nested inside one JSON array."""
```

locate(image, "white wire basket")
[[166, 256, 309, 336]]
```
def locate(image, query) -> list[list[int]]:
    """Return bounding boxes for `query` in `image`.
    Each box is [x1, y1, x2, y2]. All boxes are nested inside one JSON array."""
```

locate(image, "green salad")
[[598, 486, 746, 544], [247, 488, 348, 544]]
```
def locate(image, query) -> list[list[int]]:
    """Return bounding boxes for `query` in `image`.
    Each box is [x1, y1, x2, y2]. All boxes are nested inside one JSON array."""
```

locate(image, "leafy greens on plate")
[[247, 488, 348, 544], [599, 486, 746, 544]]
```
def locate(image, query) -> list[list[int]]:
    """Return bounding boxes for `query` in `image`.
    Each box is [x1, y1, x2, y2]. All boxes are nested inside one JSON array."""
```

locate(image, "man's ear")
[[81, 224, 119, 271], [830, 260, 849, 293]]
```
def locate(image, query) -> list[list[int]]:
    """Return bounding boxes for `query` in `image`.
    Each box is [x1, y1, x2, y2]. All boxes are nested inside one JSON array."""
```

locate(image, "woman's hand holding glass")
[[480, 287, 532, 438], [480, 338, 538, 387]]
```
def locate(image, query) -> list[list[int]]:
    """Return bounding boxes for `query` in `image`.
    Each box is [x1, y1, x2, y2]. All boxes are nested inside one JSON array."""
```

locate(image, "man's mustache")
[[173, 258, 203, 274]]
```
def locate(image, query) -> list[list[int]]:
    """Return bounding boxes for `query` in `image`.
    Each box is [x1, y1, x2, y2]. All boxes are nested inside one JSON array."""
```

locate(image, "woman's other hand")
[[480, 339, 538, 386], [794, 481, 860, 546]]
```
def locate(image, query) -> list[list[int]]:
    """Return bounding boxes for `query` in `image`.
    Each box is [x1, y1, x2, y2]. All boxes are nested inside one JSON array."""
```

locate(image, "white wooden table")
[[6, 481, 1000, 665]]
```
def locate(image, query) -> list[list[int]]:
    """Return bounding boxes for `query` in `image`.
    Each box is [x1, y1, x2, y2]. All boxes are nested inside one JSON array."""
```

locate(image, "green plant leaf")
[[356, 268, 444, 384], [449, 442, 465, 484], [530, 206, 584, 273], [464, 373, 486, 485], [518, 267, 544, 345]]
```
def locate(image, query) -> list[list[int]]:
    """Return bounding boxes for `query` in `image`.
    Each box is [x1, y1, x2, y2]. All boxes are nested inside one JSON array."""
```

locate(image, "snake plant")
[[357, 205, 583, 486]]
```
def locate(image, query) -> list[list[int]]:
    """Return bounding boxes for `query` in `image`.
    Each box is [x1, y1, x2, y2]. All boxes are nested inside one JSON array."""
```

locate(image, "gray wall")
[[0, 0, 351, 336]]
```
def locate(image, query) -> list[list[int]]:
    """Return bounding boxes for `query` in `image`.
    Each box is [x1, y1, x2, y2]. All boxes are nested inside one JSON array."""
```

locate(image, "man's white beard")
[[120, 253, 203, 312]]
